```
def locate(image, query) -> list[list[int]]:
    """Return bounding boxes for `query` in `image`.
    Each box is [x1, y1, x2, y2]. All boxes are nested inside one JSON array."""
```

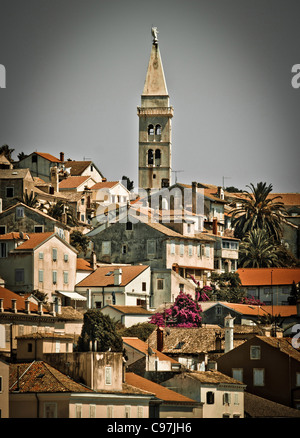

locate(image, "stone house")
[[16, 151, 64, 182], [0, 168, 35, 210], [75, 264, 151, 310], [217, 335, 300, 409], [88, 213, 215, 308], [161, 369, 246, 418], [0, 202, 70, 242], [16, 332, 76, 361], [63, 159, 105, 184], [0, 232, 77, 301]]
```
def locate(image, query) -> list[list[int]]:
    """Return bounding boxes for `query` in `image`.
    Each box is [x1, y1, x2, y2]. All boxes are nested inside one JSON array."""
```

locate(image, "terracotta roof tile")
[[237, 268, 300, 286], [76, 258, 94, 271], [59, 175, 90, 189], [125, 372, 197, 403], [185, 369, 245, 385], [9, 361, 92, 393], [90, 181, 119, 190], [76, 265, 149, 287], [35, 152, 62, 162], [107, 305, 153, 315], [0, 286, 48, 314], [244, 391, 300, 417], [12, 232, 54, 250]]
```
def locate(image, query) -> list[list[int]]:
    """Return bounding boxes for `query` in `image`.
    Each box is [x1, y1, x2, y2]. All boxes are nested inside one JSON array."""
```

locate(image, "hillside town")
[[0, 28, 300, 420]]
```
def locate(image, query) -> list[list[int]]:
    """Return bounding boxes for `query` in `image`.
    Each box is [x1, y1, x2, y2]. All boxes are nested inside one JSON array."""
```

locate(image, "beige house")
[[16, 332, 75, 361], [100, 305, 154, 327], [63, 159, 104, 184], [0, 168, 35, 210], [16, 151, 64, 182], [161, 370, 246, 418], [0, 232, 77, 301]]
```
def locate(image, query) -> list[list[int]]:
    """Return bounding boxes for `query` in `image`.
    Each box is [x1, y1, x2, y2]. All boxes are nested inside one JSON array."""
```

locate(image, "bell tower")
[[137, 28, 173, 192]]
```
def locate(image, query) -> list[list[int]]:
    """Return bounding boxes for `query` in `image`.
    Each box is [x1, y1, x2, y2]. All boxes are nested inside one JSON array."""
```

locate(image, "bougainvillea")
[[239, 296, 265, 306], [188, 274, 212, 301], [149, 292, 202, 328]]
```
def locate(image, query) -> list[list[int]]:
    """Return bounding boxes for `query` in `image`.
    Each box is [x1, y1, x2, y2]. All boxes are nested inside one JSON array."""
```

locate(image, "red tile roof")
[[0, 286, 48, 314], [218, 302, 297, 318], [90, 181, 119, 190], [9, 361, 92, 393], [0, 232, 27, 240], [35, 152, 62, 162], [122, 337, 179, 363], [106, 305, 153, 315], [237, 268, 300, 286], [76, 265, 149, 287], [13, 232, 54, 250], [125, 372, 197, 403], [59, 175, 90, 189], [76, 258, 94, 271]]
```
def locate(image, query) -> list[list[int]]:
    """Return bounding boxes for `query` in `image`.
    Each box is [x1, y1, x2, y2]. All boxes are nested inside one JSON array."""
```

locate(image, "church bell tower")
[[138, 28, 173, 192]]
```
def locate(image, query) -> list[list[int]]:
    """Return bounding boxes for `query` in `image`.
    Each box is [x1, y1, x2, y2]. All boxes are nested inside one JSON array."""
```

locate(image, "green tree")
[[15, 191, 39, 208], [70, 230, 90, 255], [118, 322, 156, 342], [210, 272, 245, 303], [0, 144, 14, 161], [230, 182, 286, 242], [238, 229, 283, 268], [41, 200, 78, 226], [122, 175, 134, 191], [77, 310, 123, 352], [17, 151, 28, 161]]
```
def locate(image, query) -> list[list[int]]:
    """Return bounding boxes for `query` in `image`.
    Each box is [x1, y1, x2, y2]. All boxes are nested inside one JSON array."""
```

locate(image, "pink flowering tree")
[[187, 274, 212, 301], [149, 292, 202, 328], [239, 296, 265, 306]]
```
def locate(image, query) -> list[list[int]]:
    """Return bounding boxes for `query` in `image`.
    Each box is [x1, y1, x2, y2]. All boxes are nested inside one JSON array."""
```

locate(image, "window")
[[157, 279, 164, 290], [15, 269, 24, 283], [234, 393, 239, 405], [125, 406, 131, 418], [44, 403, 57, 418], [102, 241, 111, 255], [39, 270, 44, 283], [253, 368, 265, 386], [147, 149, 154, 165], [250, 345, 261, 360], [147, 239, 156, 255], [122, 244, 127, 254], [6, 187, 14, 198], [52, 270, 57, 284], [89, 405, 96, 418], [197, 244, 201, 257], [81, 198, 85, 205], [64, 254, 68, 262], [28, 343, 33, 353], [55, 341, 60, 353], [107, 406, 113, 418], [39, 252, 44, 259], [34, 225, 43, 233], [206, 391, 215, 404], [170, 241, 175, 254], [205, 245, 210, 257], [52, 248, 57, 261], [32, 154, 37, 163], [0, 243, 7, 258], [232, 368, 243, 383], [63, 271, 68, 284], [148, 124, 154, 136], [81, 214, 85, 222], [105, 366, 112, 385], [142, 282, 147, 292], [223, 392, 231, 405], [0, 225, 7, 235], [180, 243, 184, 256], [16, 207, 24, 218], [155, 124, 161, 136], [188, 244, 193, 256], [137, 406, 144, 418], [126, 222, 133, 230], [155, 149, 161, 166], [75, 404, 82, 418]]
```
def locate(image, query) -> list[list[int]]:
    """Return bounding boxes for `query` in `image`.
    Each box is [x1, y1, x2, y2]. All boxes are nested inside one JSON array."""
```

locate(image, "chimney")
[[212, 218, 218, 235], [224, 314, 234, 353], [192, 181, 197, 214], [60, 152, 65, 162], [0, 298, 4, 313], [38, 301, 43, 315], [12, 299, 17, 313], [86, 288, 92, 309], [215, 331, 222, 351], [51, 302, 56, 317], [217, 186, 224, 200], [157, 327, 164, 352], [114, 268, 122, 286], [90, 251, 97, 270], [25, 299, 31, 314], [50, 166, 59, 192]]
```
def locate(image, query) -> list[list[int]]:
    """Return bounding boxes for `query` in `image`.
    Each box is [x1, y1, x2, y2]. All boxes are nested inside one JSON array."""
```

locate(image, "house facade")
[[16, 152, 64, 182], [0, 168, 35, 210], [161, 370, 245, 418], [0, 232, 77, 301]]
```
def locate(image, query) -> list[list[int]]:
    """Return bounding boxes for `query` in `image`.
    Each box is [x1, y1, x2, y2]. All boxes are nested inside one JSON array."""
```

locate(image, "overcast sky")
[[0, 0, 299, 193]]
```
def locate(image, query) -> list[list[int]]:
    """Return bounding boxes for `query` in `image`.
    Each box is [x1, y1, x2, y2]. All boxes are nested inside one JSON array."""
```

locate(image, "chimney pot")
[[114, 268, 122, 286], [12, 299, 17, 313], [157, 327, 164, 352], [0, 298, 4, 312], [25, 299, 31, 314], [60, 152, 65, 162]]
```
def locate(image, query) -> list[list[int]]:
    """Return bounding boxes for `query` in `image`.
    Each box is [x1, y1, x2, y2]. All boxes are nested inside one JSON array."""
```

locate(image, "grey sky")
[[0, 0, 299, 193]]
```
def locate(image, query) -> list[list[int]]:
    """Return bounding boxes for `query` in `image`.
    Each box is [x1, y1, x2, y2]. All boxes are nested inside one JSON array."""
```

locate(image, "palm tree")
[[15, 192, 39, 208], [41, 200, 78, 226], [230, 182, 286, 242], [238, 229, 283, 268]]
